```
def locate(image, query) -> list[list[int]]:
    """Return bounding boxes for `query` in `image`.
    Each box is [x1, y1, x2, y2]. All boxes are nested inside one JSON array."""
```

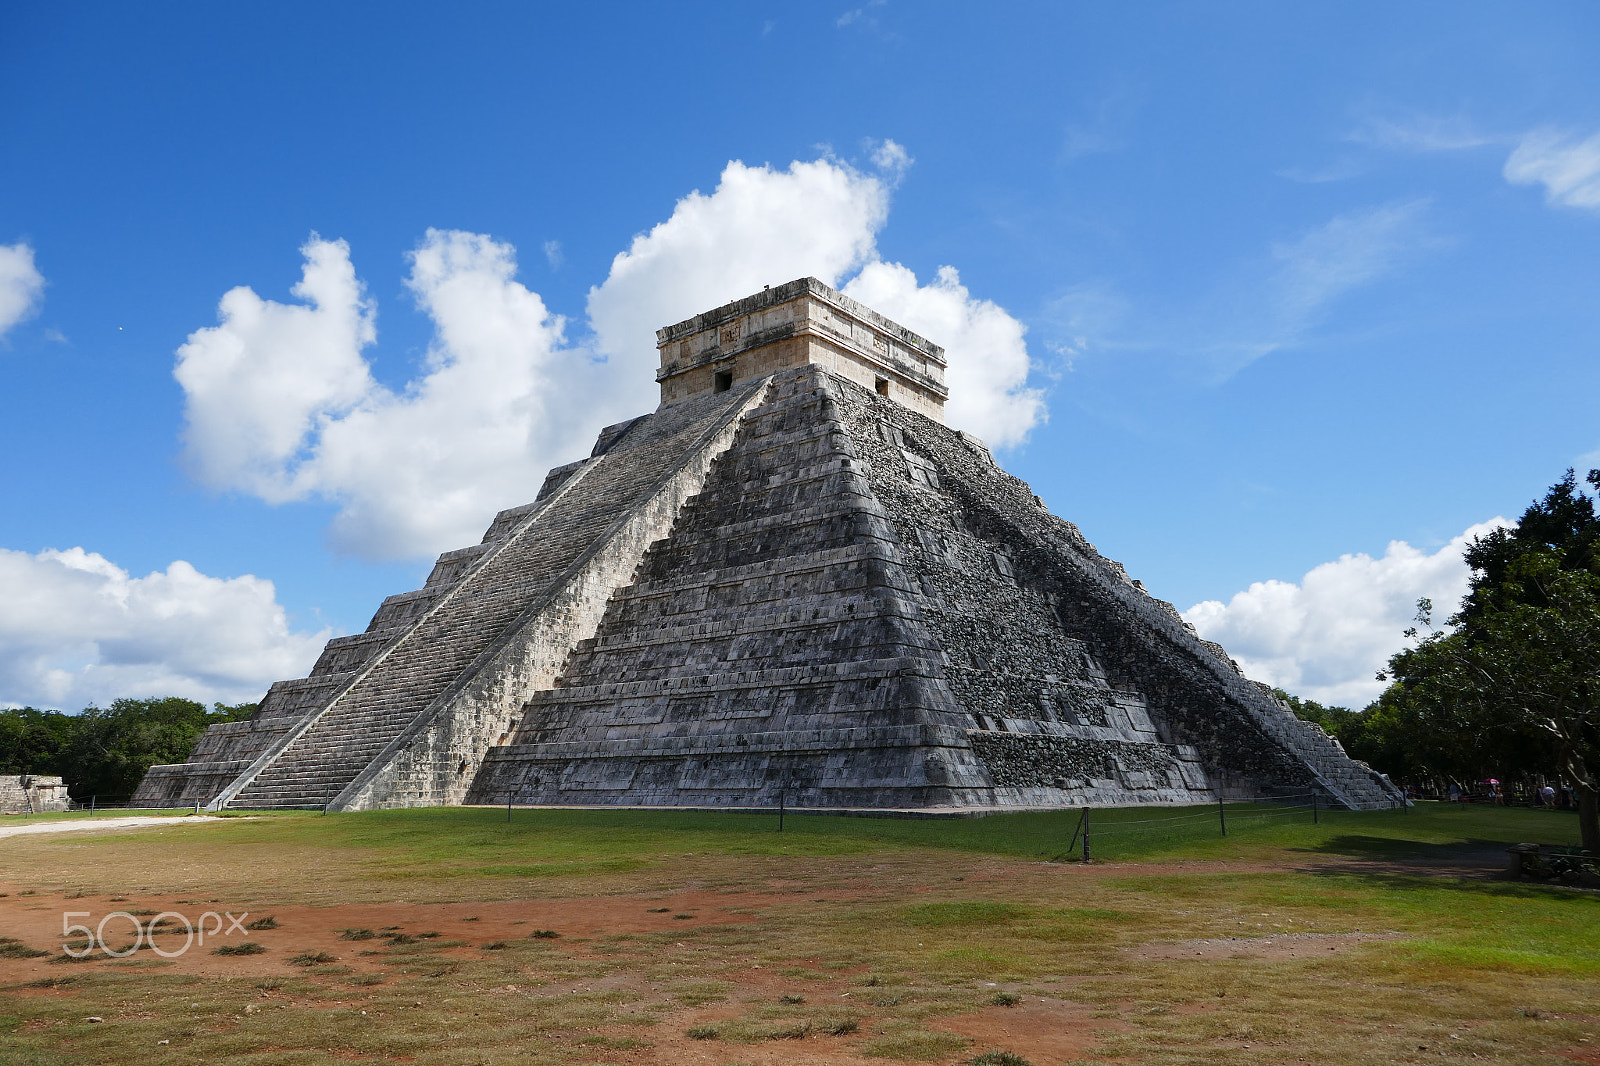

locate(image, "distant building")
[[1, 775, 73, 814]]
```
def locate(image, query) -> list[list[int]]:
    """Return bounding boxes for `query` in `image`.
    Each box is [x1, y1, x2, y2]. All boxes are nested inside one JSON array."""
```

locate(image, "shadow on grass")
[[1300, 864, 1600, 903], [1288, 835, 1600, 901], [1292, 833, 1514, 863]]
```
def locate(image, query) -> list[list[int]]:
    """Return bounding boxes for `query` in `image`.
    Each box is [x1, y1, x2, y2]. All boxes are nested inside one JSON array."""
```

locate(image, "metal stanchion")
[[1219, 798, 1227, 837]]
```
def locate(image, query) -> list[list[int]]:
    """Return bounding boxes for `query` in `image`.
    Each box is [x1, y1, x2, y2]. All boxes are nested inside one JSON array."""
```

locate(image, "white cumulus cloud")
[[175, 235, 377, 501], [0, 546, 328, 710], [177, 150, 1044, 562], [1504, 128, 1600, 212], [0, 241, 45, 339], [177, 230, 620, 560], [1182, 519, 1507, 708]]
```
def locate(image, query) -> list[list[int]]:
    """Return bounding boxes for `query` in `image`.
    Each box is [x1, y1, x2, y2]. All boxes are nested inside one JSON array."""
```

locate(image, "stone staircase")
[[222, 385, 766, 809], [469, 372, 983, 807], [1247, 699, 1403, 809]]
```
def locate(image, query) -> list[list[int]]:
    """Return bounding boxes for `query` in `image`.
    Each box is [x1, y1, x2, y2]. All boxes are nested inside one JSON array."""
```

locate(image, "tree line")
[[0, 697, 256, 800], [1283, 469, 1600, 850]]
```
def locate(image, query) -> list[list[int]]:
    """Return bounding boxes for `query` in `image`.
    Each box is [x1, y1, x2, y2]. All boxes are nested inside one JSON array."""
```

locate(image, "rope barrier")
[[1056, 796, 1333, 843]]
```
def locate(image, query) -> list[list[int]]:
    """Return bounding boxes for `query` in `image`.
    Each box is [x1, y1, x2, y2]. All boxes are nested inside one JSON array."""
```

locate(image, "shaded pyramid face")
[[133, 278, 1400, 813], [466, 365, 1398, 810]]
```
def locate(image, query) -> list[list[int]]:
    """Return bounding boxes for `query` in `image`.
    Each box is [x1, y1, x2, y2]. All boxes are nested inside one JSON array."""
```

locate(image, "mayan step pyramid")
[[134, 277, 1402, 812]]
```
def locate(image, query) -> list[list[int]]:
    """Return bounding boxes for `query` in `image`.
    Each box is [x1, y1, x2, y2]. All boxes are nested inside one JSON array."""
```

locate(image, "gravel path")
[[0, 816, 228, 840]]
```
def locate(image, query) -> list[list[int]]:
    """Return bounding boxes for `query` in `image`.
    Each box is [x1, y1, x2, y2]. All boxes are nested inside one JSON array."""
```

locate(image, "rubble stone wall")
[[0, 775, 72, 814]]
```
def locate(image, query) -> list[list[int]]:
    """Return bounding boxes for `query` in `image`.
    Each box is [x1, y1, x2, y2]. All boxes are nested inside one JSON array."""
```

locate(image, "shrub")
[[0, 938, 50, 959], [287, 952, 338, 966]]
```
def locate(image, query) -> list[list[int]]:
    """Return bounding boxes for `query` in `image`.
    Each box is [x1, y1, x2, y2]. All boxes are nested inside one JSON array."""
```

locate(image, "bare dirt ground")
[[0, 860, 1429, 1065]]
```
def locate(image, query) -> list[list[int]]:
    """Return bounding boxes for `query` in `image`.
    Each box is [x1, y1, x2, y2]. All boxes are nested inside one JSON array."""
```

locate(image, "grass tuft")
[[0, 939, 51, 959], [211, 942, 266, 956], [286, 951, 337, 966]]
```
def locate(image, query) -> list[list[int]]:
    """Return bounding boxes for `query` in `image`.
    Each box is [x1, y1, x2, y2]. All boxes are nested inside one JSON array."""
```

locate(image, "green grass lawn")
[[141, 797, 1582, 872]]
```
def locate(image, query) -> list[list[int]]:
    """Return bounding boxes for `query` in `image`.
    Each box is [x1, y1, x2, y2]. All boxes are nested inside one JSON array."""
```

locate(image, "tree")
[[1382, 470, 1600, 850], [0, 707, 79, 775], [69, 698, 259, 798], [0, 698, 255, 799]]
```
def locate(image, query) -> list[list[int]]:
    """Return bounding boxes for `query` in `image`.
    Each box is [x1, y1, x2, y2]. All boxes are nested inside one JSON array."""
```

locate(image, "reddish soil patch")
[[0, 887, 771, 981], [934, 996, 1121, 1061]]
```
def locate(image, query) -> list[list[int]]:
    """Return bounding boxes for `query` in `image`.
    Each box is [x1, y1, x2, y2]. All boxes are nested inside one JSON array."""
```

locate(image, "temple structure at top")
[[655, 277, 948, 421], [133, 278, 1402, 813]]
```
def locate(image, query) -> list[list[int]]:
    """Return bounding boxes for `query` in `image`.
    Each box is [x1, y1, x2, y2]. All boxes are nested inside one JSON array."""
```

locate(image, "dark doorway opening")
[[714, 371, 733, 392], [875, 376, 890, 397]]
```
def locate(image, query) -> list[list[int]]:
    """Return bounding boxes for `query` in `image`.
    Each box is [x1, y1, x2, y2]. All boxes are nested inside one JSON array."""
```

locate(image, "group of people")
[[1439, 782, 1572, 808]]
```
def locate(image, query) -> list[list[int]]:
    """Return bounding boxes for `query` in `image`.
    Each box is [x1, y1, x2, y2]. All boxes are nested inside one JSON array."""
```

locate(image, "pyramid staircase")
[[212, 381, 771, 809]]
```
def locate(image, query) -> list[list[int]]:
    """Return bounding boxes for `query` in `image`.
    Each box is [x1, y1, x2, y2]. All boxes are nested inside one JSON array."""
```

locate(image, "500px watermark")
[[62, 910, 251, 958]]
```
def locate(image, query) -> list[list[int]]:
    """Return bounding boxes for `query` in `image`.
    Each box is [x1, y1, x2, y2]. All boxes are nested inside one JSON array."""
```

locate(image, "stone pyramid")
[[134, 278, 1401, 812]]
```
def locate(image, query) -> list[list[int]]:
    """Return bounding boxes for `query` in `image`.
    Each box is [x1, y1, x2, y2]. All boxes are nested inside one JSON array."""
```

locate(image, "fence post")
[[1082, 808, 1091, 861], [778, 792, 785, 833], [90, 795, 96, 815], [507, 790, 514, 823], [1219, 798, 1227, 837], [1312, 793, 1318, 825]]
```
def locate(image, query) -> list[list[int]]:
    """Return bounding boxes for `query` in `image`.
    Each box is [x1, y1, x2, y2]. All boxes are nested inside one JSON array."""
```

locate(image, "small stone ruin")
[[1, 775, 73, 815]]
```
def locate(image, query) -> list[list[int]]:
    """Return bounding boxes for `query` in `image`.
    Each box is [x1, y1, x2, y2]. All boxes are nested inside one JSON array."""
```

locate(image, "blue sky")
[[3, 2, 1598, 710]]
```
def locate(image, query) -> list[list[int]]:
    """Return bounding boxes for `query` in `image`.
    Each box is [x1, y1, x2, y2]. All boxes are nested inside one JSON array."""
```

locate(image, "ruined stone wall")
[[0, 775, 72, 814]]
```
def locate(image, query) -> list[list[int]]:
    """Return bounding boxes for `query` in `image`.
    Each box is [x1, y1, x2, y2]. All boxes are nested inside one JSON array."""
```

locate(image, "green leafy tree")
[[0, 707, 80, 775], [1, 698, 258, 797], [1369, 607, 1559, 786], [1275, 686, 1456, 784], [1382, 470, 1600, 849]]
